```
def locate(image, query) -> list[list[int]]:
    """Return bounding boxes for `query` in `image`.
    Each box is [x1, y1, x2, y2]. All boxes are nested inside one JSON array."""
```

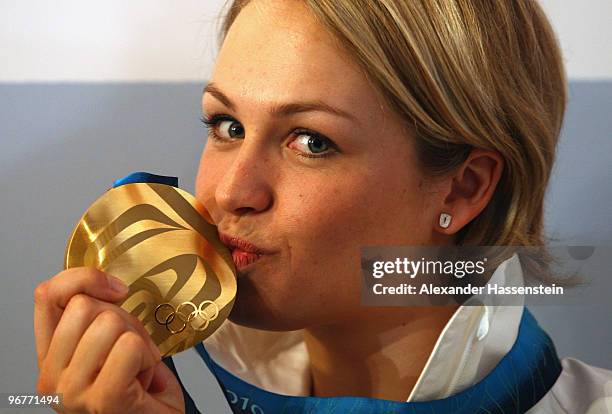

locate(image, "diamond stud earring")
[[439, 213, 452, 229]]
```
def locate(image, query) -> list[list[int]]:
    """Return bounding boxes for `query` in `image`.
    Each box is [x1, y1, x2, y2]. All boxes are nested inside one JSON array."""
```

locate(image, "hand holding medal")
[[34, 172, 236, 413]]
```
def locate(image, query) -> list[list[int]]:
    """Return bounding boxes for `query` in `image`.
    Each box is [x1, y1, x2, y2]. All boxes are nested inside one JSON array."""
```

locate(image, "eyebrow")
[[203, 81, 359, 124]]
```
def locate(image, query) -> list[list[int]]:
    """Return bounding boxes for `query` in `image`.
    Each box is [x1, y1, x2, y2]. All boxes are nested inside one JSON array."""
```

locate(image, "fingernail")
[[107, 275, 129, 294]]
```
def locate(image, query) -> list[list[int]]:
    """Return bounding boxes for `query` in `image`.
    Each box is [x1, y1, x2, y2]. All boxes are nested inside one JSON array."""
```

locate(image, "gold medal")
[[64, 174, 236, 357]]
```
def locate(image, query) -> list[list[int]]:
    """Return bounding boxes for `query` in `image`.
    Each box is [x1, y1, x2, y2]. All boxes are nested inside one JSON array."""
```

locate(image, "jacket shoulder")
[[529, 358, 612, 413]]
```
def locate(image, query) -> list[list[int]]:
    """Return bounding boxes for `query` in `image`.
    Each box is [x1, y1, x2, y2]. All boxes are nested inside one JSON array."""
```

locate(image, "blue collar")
[[193, 307, 561, 414]]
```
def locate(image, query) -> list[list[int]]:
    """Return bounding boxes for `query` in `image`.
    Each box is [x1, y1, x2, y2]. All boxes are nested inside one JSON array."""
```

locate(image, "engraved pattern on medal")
[[64, 183, 237, 357]]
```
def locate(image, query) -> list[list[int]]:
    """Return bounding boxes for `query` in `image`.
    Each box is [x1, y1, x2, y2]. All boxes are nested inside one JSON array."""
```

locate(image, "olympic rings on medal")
[[154, 300, 220, 334]]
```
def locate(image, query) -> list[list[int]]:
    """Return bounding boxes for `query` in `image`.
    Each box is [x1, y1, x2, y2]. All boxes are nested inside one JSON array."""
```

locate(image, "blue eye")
[[291, 131, 335, 157], [219, 119, 245, 139], [307, 136, 329, 153], [200, 115, 244, 140]]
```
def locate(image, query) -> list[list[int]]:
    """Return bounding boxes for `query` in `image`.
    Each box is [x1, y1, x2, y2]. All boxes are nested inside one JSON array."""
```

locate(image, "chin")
[[227, 275, 307, 332]]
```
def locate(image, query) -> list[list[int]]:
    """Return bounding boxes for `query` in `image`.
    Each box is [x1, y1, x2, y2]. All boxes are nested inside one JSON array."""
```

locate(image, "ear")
[[434, 148, 504, 235]]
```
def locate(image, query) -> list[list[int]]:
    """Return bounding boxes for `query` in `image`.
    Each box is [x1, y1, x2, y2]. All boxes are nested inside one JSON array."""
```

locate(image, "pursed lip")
[[217, 232, 272, 255]]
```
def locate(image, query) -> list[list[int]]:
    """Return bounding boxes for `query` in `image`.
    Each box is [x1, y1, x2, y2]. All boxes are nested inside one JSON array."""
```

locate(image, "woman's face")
[[196, 0, 443, 330]]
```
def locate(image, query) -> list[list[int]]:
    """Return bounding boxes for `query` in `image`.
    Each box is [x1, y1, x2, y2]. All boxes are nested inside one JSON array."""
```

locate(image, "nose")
[[215, 143, 274, 216]]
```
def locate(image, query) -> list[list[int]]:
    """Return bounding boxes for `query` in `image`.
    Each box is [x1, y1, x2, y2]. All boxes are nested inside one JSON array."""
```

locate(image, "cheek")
[[194, 146, 210, 197], [281, 169, 426, 287], [195, 145, 225, 218], [290, 173, 426, 251]]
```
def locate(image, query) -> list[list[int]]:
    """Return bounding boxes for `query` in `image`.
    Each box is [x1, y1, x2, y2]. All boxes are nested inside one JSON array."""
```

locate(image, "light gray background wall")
[[0, 81, 610, 413], [1, 0, 611, 411]]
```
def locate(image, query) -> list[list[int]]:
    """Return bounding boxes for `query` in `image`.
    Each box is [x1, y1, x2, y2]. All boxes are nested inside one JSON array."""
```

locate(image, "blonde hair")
[[218, 0, 567, 276]]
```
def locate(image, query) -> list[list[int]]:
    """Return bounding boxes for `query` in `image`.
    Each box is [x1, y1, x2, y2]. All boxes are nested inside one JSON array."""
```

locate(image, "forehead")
[[208, 0, 379, 112]]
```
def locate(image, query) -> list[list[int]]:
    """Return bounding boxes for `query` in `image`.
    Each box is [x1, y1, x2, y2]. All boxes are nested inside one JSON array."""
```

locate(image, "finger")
[[144, 362, 185, 412], [43, 295, 159, 389], [136, 366, 156, 394], [133, 362, 178, 408], [34, 267, 129, 365], [91, 331, 158, 412], [40, 293, 100, 393], [63, 310, 132, 390], [147, 361, 171, 394]]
